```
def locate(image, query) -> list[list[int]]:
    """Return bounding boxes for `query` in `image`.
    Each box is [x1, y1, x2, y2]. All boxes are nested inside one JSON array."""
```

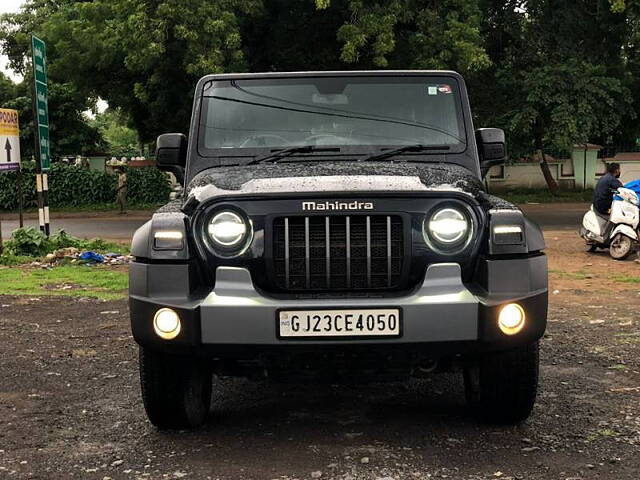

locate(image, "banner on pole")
[[0, 108, 20, 173], [31, 35, 50, 171]]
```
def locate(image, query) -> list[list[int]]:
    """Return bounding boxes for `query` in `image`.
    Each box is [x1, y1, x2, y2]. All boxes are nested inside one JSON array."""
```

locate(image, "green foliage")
[[0, 253, 34, 266], [4, 227, 50, 256], [0, 163, 169, 210], [0, 76, 105, 159], [473, 0, 636, 156], [90, 109, 139, 157], [49, 230, 130, 254], [0, 0, 489, 142], [336, 0, 490, 72], [0, 0, 261, 142], [4, 227, 129, 257], [125, 166, 172, 204], [498, 60, 632, 155]]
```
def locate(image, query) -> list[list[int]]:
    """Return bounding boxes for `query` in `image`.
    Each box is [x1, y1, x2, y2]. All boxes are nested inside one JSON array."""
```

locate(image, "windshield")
[[198, 76, 466, 155]]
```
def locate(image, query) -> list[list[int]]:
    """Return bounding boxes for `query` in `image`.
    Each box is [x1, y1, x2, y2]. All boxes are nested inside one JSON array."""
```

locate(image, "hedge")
[[0, 162, 171, 209]]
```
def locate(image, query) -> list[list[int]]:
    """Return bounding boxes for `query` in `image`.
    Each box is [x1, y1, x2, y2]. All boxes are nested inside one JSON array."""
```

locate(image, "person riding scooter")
[[581, 164, 640, 260], [593, 162, 623, 215]]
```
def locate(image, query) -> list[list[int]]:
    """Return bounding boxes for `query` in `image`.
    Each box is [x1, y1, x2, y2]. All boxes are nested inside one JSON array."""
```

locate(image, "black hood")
[[188, 161, 484, 194], [156, 161, 519, 214]]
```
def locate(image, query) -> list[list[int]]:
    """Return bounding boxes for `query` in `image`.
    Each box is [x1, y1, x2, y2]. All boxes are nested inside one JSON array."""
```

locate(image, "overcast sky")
[[1, 0, 25, 82]]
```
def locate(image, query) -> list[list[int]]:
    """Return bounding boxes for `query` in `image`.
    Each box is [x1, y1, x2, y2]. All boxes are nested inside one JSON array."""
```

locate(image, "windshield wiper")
[[247, 146, 338, 165], [359, 144, 451, 162]]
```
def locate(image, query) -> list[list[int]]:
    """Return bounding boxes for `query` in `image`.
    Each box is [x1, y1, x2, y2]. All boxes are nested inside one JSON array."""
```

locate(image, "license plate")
[[278, 309, 401, 338]]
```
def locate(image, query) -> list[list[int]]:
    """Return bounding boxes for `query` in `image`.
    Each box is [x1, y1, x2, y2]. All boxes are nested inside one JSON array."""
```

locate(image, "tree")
[[332, 0, 491, 73], [0, 71, 15, 104], [0, 1, 106, 158], [0, 78, 105, 158], [0, 0, 491, 143], [1, 0, 262, 143], [90, 109, 139, 157], [469, 0, 634, 192]]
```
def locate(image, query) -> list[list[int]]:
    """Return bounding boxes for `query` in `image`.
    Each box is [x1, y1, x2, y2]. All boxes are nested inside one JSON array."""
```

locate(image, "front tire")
[[464, 342, 539, 424], [139, 347, 212, 429], [609, 233, 633, 260]]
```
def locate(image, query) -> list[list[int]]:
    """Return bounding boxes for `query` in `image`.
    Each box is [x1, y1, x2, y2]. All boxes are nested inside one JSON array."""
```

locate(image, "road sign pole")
[[31, 76, 46, 234], [17, 168, 23, 228], [43, 173, 49, 236]]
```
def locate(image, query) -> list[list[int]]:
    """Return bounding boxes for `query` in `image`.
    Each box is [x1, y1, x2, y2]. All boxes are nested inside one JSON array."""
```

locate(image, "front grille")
[[273, 215, 404, 291]]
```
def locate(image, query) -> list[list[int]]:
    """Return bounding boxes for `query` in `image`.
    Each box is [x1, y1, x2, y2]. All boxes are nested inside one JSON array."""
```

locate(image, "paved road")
[[0, 213, 151, 241], [0, 203, 588, 240]]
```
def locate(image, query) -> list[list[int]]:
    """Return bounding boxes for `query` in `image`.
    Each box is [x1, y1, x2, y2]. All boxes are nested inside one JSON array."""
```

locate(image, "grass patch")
[[0, 253, 37, 266], [613, 275, 640, 284], [608, 364, 628, 371], [549, 269, 588, 280], [495, 188, 593, 205], [0, 265, 128, 300], [586, 428, 619, 442]]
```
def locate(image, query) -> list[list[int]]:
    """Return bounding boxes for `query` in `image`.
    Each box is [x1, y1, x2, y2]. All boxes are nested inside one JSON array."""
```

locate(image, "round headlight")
[[424, 207, 472, 252], [208, 211, 248, 247]]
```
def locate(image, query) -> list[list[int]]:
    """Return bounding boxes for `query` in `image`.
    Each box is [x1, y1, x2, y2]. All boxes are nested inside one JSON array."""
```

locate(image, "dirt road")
[[1, 230, 639, 480]]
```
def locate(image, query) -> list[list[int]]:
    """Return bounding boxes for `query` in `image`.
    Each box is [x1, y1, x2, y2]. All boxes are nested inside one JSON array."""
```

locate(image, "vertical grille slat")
[[366, 216, 372, 288], [273, 214, 403, 291], [304, 216, 310, 289], [284, 217, 290, 288], [386, 215, 392, 287], [325, 217, 331, 288], [346, 216, 351, 287]]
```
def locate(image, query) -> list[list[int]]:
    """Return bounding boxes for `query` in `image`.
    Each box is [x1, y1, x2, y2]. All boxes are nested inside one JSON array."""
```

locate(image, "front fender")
[[611, 224, 638, 241]]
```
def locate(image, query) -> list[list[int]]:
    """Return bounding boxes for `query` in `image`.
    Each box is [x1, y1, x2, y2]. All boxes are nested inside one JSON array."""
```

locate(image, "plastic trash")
[[79, 251, 105, 263]]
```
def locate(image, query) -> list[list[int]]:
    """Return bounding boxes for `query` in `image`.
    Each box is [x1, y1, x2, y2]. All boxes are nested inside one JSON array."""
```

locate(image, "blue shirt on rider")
[[593, 172, 622, 215]]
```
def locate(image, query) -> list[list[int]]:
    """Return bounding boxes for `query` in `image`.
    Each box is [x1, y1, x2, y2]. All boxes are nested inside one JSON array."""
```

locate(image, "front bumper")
[[130, 257, 548, 355]]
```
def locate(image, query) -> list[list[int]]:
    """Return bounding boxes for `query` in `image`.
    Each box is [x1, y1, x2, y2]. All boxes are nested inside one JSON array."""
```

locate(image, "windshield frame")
[[195, 73, 469, 161]]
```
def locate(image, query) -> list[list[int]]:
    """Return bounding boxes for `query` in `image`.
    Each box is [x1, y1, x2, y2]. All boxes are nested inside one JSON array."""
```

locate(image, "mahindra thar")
[[130, 71, 547, 429]]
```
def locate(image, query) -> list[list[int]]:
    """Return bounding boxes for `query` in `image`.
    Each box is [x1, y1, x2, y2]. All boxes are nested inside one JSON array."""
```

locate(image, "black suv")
[[130, 71, 547, 429]]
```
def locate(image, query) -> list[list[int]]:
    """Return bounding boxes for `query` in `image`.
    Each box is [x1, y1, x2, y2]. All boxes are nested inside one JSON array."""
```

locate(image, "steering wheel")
[[239, 134, 290, 148]]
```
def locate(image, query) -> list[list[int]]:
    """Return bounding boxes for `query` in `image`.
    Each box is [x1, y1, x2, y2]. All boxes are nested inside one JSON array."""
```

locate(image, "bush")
[[4, 227, 50, 256], [124, 166, 171, 204], [0, 162, 170, 210], [4, 227, 129, 257]]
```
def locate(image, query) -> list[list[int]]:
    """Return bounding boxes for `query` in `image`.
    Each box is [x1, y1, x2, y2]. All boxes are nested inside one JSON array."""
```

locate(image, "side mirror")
[[476, 128, 507, 178], [156, 133, 187, 184]]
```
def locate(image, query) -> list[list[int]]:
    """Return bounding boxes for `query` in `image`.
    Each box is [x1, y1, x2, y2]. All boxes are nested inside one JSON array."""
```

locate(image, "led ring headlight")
[[208, 211, 248, 247], [424, 207, 472, 253]]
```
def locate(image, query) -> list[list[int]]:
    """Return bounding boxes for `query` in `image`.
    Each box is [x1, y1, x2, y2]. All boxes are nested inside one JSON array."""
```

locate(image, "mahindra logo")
[[302, 201, 374, 211]]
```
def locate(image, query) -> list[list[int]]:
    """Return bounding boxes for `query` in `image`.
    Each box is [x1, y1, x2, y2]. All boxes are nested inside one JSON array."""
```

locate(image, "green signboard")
[[31, 35, 50, 171]]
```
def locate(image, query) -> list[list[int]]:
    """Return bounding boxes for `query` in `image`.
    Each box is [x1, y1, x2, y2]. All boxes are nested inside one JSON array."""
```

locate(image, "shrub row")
[[0, 162, 171, 210]]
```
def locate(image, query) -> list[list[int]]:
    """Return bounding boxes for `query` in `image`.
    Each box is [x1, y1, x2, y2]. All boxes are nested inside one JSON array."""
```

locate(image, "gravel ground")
[[1, 231, 639, 480]]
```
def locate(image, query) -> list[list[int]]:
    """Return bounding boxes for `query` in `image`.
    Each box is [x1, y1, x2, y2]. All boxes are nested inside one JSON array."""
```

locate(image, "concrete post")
[[571, 144, 602, 190]]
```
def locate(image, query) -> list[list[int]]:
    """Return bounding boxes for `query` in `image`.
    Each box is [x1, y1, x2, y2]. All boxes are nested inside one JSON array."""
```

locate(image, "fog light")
[[498, 303, 525, 335], [153, 308, 181, 340]]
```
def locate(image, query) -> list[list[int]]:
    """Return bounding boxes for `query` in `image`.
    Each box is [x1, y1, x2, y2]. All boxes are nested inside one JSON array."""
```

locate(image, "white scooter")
[[580, 187, 639, 260]]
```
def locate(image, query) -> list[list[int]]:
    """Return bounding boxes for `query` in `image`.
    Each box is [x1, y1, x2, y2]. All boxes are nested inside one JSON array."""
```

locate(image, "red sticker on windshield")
[[438, 85, 452, 94]]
